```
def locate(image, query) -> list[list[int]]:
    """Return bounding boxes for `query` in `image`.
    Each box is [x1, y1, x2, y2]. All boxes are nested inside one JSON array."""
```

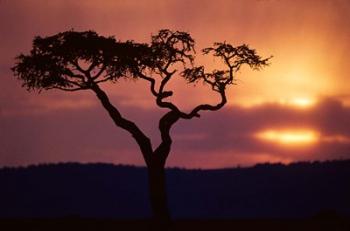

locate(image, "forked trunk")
[[147, 162, 171, 230]]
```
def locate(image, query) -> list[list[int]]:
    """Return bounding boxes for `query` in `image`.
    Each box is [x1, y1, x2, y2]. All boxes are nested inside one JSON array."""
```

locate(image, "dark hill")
[[1, 160, 349, 218]]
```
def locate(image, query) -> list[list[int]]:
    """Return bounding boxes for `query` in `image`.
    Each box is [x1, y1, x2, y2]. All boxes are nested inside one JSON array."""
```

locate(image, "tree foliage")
[[13, 29, 269, 99]]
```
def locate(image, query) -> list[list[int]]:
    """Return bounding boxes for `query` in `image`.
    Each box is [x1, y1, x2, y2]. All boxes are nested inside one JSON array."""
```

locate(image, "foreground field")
[[2, 160, 350, 218], [1, 218, 349, 231]]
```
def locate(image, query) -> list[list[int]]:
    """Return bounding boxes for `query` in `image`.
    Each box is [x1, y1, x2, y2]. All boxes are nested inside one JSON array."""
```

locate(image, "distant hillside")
[[1, 160, 349, 218]]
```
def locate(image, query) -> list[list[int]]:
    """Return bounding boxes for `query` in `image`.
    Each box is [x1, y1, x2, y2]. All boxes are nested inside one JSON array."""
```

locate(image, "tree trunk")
[[147, 162, 171, 230]]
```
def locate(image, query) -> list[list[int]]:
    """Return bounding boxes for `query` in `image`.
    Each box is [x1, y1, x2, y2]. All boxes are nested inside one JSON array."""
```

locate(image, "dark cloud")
[[1, 95, 349, 168], [169, 97, 350, 164]]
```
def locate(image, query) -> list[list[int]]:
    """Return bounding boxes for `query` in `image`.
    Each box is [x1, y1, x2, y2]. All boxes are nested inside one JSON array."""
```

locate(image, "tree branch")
[[152, 70, 186, 113], [47, 86, 88, 92], [181, 87, 227, 119], [158, 71, 175, 96], [71, 61, 89, 76], [153, 110, 180, 166], [138, 72, 159, 97], [87, 60, 98, 72], [64, 68, 86, 81], [92, 63, 106, 80], [90, 83, 153, 165]]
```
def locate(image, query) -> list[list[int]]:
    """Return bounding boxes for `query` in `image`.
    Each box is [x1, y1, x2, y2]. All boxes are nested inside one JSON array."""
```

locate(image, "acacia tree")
[[12, 29, 270, 228]]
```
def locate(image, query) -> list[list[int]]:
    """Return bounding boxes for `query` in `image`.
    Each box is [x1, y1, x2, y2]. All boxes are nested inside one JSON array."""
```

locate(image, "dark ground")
[[1, 218, 350, 231], [1, 160, 350, 230], [1, 160, 350, 219]]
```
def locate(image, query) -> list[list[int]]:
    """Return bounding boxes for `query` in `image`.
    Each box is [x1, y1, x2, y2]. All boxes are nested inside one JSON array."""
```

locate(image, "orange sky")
[[1, 0, 350, 168]]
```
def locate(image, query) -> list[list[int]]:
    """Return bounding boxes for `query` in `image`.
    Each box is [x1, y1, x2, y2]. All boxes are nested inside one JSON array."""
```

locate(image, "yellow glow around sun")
[[275, 97, 317, 108], [289, 98, 316, 108], [230, 97, 317, 109], [256, 129, 319, 145]]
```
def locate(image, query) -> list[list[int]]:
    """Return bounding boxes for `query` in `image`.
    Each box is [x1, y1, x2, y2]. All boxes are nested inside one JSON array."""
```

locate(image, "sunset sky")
[[1, 0, 350, 168]]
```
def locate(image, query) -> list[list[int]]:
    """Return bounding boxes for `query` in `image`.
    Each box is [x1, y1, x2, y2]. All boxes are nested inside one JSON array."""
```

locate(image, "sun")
[[255, 129, 319, 145], [278, 97, 316, 108], [290, 98, 316, 108]]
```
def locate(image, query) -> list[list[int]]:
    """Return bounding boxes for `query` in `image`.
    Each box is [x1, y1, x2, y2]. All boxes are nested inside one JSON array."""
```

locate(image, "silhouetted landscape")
[[1, 160, 349, 230], [2, 1, 350, 230]]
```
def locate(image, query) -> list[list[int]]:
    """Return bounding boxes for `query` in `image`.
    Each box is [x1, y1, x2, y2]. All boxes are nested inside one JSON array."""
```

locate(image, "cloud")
[[1, 94, 349, 168], [169, 97, 350, 165]]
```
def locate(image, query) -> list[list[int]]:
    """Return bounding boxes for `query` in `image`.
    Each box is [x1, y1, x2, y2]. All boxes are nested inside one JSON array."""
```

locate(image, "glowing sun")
[[256, 129, 319, 145], [278, 97, 316, 108]]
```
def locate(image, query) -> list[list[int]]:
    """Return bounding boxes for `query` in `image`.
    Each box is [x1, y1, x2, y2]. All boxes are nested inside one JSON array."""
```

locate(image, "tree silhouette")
[[12, 29, 270, 229]]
